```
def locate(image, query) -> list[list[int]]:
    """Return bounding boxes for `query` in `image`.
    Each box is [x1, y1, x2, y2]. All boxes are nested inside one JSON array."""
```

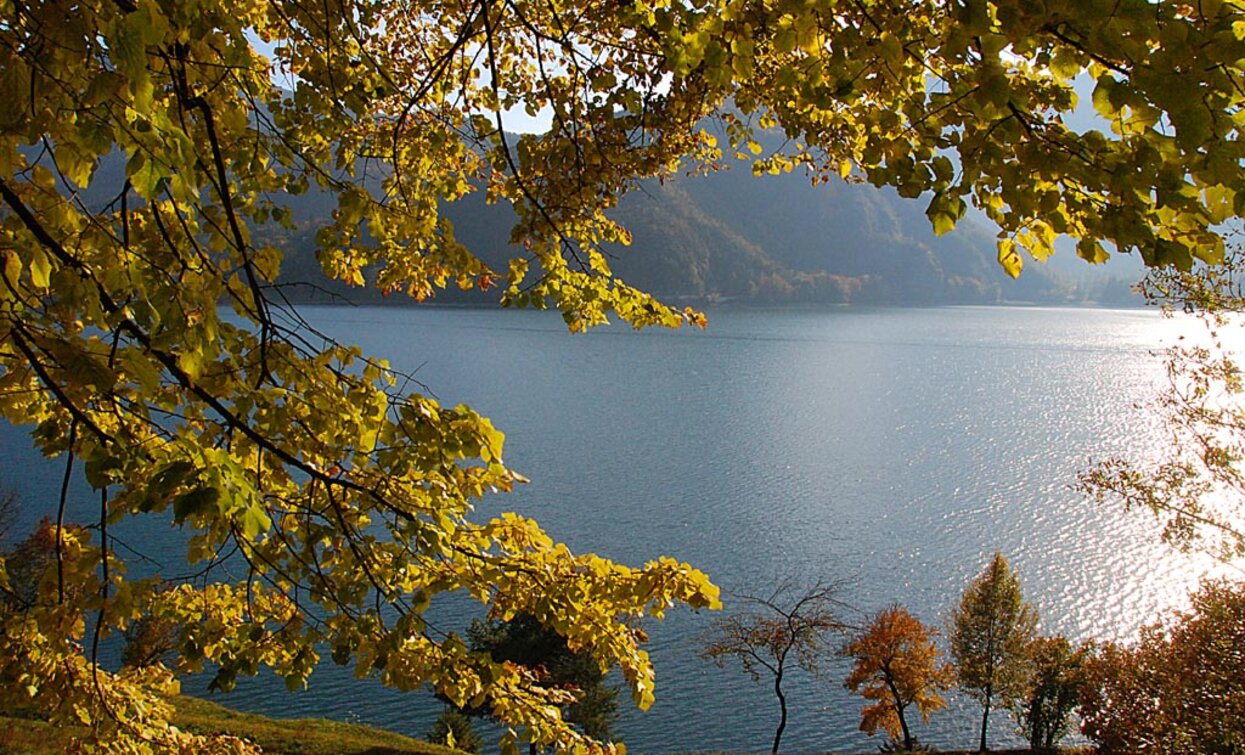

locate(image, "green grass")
[[0, 695, 462, 755], [1, 699, 1096, 755], [0, 718, 76, 755]]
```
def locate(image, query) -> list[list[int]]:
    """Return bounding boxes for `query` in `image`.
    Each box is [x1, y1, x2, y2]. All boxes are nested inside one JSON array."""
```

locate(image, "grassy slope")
[[0, 695, 460, 755], [0, 697, 1094, 755]]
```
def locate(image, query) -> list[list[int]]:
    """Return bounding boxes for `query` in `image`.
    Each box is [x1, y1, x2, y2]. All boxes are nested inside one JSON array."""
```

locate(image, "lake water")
[[0, 304, 1233, 753]]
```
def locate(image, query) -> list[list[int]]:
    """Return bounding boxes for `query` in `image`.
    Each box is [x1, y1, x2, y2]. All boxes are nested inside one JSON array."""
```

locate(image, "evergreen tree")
[[949, 553, 1037, 753], [428, 706, 484, 754], [469, 613, 619, 745]]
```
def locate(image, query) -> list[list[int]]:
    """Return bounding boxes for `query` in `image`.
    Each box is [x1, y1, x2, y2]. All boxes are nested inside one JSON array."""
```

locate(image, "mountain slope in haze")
[[69, 144, 1137, 307], [595, 166, 1053, 305], [436, 162, 1117, 307]]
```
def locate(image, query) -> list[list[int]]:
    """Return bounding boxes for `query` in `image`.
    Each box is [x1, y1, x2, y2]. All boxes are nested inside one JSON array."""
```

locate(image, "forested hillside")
[[75, 139, 1135, 309], [278, 161, 1140, 308]]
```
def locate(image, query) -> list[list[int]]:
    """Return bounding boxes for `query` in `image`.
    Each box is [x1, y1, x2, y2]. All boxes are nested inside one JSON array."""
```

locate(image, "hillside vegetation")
[[0, 696, 459, 755], [69, 135, 1135, 310], [276, 157, 1140, 309]]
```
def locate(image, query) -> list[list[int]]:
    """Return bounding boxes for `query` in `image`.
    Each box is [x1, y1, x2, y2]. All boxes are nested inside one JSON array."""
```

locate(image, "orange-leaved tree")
[[1079, 579, 1245, 754], [843, 604, 952, 752]]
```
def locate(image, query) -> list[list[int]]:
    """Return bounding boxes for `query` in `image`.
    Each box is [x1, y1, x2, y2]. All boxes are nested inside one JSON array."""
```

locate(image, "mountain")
[[596, 164, 1056, 305], [69, 143, 1141, 307], [429, 158, 1140, 307]]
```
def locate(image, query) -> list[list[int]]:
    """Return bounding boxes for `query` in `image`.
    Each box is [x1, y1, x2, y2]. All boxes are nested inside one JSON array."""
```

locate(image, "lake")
[[0, 304, 1231, 752]]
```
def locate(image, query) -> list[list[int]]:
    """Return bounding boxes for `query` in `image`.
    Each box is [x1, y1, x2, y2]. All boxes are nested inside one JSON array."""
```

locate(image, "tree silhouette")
[[703, 581, 848, 753]]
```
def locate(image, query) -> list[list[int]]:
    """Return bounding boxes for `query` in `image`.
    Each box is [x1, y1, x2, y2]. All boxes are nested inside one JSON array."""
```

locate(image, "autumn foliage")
[[949, 553, 1038, 752], [1010, 635, 1090, 753], [3, 0, 1245, 750], [843, 605, 952, 752], [1079, 579, 1245, 754]]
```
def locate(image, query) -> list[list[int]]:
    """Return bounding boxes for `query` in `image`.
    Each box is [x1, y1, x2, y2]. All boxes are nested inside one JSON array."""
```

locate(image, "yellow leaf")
[[29, 251, 50, 289], [998, 238, 1023, 278]]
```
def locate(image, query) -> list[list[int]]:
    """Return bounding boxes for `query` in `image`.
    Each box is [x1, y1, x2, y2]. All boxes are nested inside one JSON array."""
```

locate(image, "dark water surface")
[[1, 305, 1230, 752]]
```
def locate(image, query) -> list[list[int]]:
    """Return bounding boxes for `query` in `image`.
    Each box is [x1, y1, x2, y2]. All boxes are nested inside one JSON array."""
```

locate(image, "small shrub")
[[121, 613, 181, 669], [428, 707, 482, 754], [878, 736, 932, 752], [1010, 635, 1090, 753]]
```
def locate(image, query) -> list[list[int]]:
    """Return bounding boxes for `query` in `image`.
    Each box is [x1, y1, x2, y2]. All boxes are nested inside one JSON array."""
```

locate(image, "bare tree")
[[702, 580, 850, 753], [1080, 239, 1245, 559]]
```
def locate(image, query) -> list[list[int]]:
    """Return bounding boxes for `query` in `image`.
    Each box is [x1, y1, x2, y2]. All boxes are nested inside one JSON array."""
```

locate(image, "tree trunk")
[[1028, 696, 1044, 751], [898, 703, 913, 752], [771, 671, 787, 754], [885, 673, 912, 751], [979, 686, 992, 753]]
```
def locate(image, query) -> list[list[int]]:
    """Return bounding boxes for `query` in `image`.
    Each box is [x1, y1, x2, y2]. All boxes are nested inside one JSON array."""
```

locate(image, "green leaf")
[[126, 151, 169, 199], [152, 460, 195, 496], [238, 505, 272, 540], [1050, 47, 1082, 80], [2, 251, 19, 283], [1076, 238, 1110, 264], [123, 352, 163, 394], [1174, 107, 1213, 150], [110, 17, 146, 78], [878, 31, 903, 67], [28, 251, 50, 289], [139, 460, 195, 512], [926, 194, 966, 236], [84, 71, 125, 107], [1204, 185, 1235, 224], [1145, 238, 1192, 269], [172, 486, 220, 524], [0, 59, 31, 131], [85, 455, 123, 489], [1092, 75, 1120, 118]]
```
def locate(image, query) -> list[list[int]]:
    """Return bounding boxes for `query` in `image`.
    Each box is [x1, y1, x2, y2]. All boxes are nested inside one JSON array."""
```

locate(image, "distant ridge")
[[408, 158, 1142, 308], [72, 141, 1140, 308]]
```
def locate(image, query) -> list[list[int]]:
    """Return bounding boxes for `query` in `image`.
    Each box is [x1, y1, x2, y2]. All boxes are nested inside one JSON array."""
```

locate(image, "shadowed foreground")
[[0, 695, 460, 755]]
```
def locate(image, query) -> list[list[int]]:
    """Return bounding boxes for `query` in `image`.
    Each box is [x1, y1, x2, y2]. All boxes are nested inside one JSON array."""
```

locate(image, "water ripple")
[[0, 305, 1234, 753]]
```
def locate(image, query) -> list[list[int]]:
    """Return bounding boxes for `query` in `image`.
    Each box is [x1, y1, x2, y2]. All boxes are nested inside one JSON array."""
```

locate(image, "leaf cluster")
[[467, 612, 620, 743], [1079, 579, 1245, 755], [1081, 239, 1245, 559]]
